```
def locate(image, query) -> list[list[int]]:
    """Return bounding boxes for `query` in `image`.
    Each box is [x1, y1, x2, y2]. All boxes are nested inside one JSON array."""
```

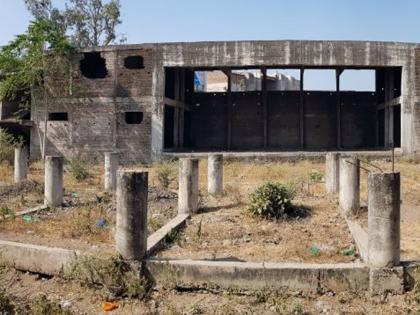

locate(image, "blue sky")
[[1, 0, 420, 45], [1, 0, 418, 90]]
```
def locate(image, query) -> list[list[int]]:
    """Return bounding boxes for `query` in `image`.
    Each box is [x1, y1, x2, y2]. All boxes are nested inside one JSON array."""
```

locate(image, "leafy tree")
[[24, 0, 123, 47], [0, 19, 75, 158]]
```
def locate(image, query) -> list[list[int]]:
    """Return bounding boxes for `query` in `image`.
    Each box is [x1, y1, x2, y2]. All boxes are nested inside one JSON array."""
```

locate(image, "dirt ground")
[[0, 160, 177, 251], [1, 267, 420, 314]]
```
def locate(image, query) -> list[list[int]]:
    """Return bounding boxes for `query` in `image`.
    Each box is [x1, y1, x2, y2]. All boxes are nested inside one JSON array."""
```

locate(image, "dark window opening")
[[48, 112, 68, 121], [393, 105, 401, 147], [80, 52, 108, 79], [125, 112, 143, 124], [164, 105, 175, 149], [165, 68, 176, 99], [124, 56, 144, 69]]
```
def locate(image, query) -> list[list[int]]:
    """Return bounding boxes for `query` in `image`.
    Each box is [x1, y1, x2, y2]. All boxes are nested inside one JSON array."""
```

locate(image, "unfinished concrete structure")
[[1, 40, 419, 163]]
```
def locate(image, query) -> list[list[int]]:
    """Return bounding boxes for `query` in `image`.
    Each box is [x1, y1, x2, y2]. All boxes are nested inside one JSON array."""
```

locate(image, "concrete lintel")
[[147, 214, 189, 256], [146, 259, 369, 293]]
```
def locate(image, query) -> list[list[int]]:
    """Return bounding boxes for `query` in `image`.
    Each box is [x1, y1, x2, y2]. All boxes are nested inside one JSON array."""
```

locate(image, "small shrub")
[[308, 170, 323, 184], [0, 206, 14, 221], [248, 182, 295, 219], [155, 161, 176, 189], [0, 128, 23, 164], [66, 158, 90, 182], [65, 254, 148, 299], [16, 294, 74, 315]]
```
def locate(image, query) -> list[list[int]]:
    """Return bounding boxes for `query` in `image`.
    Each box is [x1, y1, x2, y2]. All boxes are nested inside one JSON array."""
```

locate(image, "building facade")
[[1, 40, 419, 163]]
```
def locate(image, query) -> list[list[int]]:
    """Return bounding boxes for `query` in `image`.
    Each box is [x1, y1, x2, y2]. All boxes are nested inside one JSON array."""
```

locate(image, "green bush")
[[66, 158, 90, 181], [155, 161, 176, 189], [248, 182, 295, 219]]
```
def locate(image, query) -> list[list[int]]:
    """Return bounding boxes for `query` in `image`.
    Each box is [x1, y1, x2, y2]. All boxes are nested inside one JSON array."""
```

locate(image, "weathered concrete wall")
[[29, 40, 420, 163]]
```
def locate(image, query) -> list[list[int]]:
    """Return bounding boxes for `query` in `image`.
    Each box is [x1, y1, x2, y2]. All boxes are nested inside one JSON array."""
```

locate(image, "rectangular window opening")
[[231, 69, 262, 92], [340, 69, 376, 92], [48, 112, 68, 121], [266, 69, 301, 91], [125, 112, 143, 124], [304, 69, 336, 91], [194, 70, 228, 92]]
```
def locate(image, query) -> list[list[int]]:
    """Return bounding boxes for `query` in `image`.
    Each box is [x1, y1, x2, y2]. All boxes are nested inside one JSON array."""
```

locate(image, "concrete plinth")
[[104, 152, 119, 193], [208, 154, 223, 195], [368, 172, 400, 268], [339, 157, 360, 215], [14, 146, 28, 183], [178, 158, 199, 214], [325, 153, 340, 194], [44, 156, 63, 207], [116, 170, 148, 261]]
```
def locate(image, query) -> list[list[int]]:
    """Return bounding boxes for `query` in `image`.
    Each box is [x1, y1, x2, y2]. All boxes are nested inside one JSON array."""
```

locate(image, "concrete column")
[[339, 157, 360, 215], [104, 152, 119, 193], [116, 170, 148, 261], [208, 154, 223, 195], [368, 172, 400, 267], [44, 156, 63, 207], [325, 152, 340, 194], [178, 158, 199, 214], [14, 146, 29, 183]]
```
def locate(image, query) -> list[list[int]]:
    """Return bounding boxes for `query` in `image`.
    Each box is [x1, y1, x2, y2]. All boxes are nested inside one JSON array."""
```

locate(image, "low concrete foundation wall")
[[0, 240, 77, 275], [146, 259, 369, 293]]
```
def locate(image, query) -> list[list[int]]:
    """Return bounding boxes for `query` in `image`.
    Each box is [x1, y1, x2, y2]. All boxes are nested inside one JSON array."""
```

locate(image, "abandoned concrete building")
[[1, 40, 419, 163]]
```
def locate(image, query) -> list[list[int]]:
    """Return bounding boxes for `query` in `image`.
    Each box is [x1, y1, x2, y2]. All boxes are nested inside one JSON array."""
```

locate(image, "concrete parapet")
[[14, 146, 28, 183], [325, 152, 340, 194], [339, 157, 360, 215], [44, 156, 63, 207], [178, 158, 199, 214], [208, 154, 223, 195], [368, 172, 400, 268], [116, 170, 148, 261]]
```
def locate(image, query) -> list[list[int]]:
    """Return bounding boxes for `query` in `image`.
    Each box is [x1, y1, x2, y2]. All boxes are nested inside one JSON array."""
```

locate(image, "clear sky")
[[1, 0, 419, 90], [2, 0, 420, 46]]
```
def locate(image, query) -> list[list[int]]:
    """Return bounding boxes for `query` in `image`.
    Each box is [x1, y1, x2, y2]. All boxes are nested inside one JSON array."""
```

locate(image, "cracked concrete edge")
[[146, 259, 370, 293], [345, 217, 369, 263], [146, 214, 190, 256]]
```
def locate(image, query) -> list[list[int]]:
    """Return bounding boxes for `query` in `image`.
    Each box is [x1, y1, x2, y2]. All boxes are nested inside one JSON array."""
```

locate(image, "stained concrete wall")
[[28, 40, 420, 162]]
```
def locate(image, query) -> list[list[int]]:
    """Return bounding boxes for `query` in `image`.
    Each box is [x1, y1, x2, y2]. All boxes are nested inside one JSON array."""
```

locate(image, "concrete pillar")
[[14, 146, 28, 183], [368, 172, 400, 267], [104, 152, 119, 193], [178, 158, 199, 214], [115, 170, 148, 261], [208, 154, 223, 195], [325, 152, 340, 194], [44, 156, 63, 207], [339, 157, 360, 215]]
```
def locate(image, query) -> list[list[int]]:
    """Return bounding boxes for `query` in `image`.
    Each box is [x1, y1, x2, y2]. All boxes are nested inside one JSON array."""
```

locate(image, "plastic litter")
[[95, 218, 108, 228], [102, 302, 118, 312], [22, 214, 39, 223]]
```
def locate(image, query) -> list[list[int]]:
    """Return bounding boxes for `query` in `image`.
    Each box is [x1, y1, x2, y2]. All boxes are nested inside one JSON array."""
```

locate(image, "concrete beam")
[[146, 259, 369, 293]]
